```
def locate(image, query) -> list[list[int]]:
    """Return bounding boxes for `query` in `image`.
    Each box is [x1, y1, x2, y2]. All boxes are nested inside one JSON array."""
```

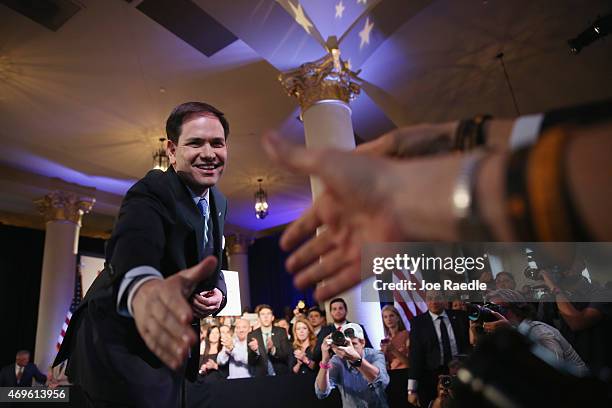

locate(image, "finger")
[[159, 284, 194, 326], [354, 132, 394, 156], [314, 262, 361, 302], [148, 315, 192, 369], [263, 131, 377, 200], [179, 256, 219, 297], [198, 294, 222, 307], [151, 297, 193, 345], [280, 203, 322, 252], [293, 247, 352, 290], [286, 229, 336, 274], [141, 312, 190, 370]]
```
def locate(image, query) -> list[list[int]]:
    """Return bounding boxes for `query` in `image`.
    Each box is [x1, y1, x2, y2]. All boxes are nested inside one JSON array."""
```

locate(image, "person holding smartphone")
[[381, 305, 410, 407]]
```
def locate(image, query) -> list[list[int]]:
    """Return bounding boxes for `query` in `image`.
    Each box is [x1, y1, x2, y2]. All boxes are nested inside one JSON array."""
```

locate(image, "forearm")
[[555, 296, 593, 331], [315, 367, 331, 395], [217, 348, 230, 365], [390, 349, 410, 366], [357, 358, 380, 383], [483, 118, 515, 151], [565, 123, 612, 239], [476, 153, 516, 240]]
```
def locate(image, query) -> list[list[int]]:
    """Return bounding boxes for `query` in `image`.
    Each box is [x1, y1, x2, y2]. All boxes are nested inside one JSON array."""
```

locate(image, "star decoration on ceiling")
[[359, 17, 374, 49], [335, 1, 345, 19], [289, 1, 314, 34]]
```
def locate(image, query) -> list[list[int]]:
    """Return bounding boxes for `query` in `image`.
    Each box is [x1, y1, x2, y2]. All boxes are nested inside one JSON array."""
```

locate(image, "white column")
[[34, 191, 94, 371], [227, 234, 251, 312], [303, 101, 384, 348], [280, 53, 384, 347]]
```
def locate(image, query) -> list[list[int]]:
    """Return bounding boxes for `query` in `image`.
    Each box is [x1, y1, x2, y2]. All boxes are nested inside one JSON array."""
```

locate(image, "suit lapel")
[[209, 187, 225, 261]]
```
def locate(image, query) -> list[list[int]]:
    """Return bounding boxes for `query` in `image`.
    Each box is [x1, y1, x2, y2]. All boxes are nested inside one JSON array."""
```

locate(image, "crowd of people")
[[187, 264, 611, 408], [3, 274, 610, 407]]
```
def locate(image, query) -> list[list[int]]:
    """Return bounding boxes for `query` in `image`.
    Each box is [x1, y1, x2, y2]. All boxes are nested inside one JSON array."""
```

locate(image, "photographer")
[[538, 257, 612, 377], [478, 289, 588, 375], [315, 323, 390, 408]]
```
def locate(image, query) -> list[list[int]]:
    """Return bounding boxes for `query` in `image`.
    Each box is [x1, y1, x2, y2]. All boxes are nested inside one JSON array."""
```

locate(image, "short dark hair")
[[165, 101, 229, 144], [329, 298, 347, 310], [255, 304, 273, 316], [307, 306, 325, 317], [487, 289, 535, 320], [495, 271, 516, 282]]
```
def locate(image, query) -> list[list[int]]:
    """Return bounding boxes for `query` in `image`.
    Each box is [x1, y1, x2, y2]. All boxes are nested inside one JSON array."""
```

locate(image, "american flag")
[[56, 264, 82, 351], [392, 268, 427, 331]]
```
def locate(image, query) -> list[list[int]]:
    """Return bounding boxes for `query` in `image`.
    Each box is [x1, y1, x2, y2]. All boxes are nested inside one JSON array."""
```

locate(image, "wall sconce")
[[254, 178, 269, 219], [152, 137, 169, 171]]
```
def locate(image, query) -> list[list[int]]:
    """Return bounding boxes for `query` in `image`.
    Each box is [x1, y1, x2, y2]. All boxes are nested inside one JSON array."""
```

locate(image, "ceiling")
[[1, 0, 611, 237]]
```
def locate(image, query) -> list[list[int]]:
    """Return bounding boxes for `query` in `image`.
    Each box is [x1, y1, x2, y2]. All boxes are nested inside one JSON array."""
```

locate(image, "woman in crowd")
[[198, 325, 223, 382], [291, 317, 318, 374], [380, 305, 410, 408]]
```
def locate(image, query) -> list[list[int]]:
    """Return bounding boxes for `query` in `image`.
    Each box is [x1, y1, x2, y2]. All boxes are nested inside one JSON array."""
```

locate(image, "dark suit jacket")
[[408, 310, 470, 405], [54, 167, 227, 406], [0, 363, 47, 387], [313, 322, 372, 362], [247, 327, 292, 377]]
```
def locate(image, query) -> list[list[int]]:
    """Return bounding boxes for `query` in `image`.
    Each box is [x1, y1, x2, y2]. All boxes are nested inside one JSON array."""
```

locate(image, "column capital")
[[226, 233, 253, 255], [35, 191, 95, 226], [279, 51, 361, 115]]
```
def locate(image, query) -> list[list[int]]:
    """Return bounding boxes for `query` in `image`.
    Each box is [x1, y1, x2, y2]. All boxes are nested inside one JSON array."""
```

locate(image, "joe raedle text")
[[373, 279, 487, 292]]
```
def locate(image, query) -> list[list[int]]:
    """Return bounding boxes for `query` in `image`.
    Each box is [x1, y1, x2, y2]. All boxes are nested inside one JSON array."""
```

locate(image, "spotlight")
[[567, 13, 612, 55]]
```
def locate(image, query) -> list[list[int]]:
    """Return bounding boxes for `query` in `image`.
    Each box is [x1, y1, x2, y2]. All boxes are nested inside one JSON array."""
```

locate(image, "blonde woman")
[[381, 305, 410, 407], [291, 317, 317, 374]]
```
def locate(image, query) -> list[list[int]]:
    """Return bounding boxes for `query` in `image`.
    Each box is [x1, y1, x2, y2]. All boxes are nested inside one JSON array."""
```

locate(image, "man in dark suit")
[[0, 350, 46, 387], [407, 290, 470, 408], [248, 304, 291, 376], [54, 102, 230, 407], [313, 298, 372, 362]]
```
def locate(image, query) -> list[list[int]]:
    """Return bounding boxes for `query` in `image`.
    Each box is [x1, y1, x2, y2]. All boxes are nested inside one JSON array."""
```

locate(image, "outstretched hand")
[[263, 131, 461, 301], [131, 256, 218, 370]]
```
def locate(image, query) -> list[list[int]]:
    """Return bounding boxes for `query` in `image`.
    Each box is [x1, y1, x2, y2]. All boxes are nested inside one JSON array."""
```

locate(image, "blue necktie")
[[197, 197, 209, 247]]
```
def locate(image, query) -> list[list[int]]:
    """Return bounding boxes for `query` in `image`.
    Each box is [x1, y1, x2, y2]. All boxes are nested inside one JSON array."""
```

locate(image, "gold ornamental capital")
[[35, 191, 95, 226], [279, 51, 361, 115], [226, 233, 253, 255]]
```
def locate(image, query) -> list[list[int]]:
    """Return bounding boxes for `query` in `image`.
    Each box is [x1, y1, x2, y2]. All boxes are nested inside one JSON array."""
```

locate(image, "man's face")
[[426, 291, 447, 315], [258, 308, 274, 328], [234, 319, 249, 341], [167, 113, 227, 195], [495, 274, 516, 290], [220, 325, 231, 338], [308, 311, 324, 328], [276, 319, 289, 335], [330, 302, 347, 323], [349, 338, 365, 357], [16, 354, 29, 367]]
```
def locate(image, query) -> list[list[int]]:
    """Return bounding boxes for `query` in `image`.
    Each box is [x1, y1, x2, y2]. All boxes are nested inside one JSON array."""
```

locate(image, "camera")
[[330, 330, 349, 347], [439, 374, 456, 390], [466, 302, 506, 323]]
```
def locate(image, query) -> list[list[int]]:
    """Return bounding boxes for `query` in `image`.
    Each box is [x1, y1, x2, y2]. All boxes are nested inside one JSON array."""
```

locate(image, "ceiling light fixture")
[[152, 137, 169, 171], [254, 178, 269, 219]]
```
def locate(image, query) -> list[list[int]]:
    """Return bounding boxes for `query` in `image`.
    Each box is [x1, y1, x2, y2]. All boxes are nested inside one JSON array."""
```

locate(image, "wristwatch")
[[350, 358, 362, 368]]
